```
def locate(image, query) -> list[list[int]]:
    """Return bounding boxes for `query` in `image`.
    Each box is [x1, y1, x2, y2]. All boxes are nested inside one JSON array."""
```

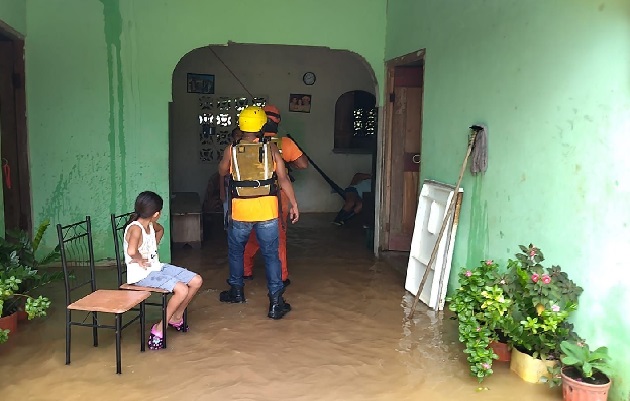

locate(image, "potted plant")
[[560, 340, 613, 401], [498, 244, 583, 383], [0, 251, 52, 343], [0, 220, 63, 320], [0, 220, 60, 343], [447, 260, 511, 382]]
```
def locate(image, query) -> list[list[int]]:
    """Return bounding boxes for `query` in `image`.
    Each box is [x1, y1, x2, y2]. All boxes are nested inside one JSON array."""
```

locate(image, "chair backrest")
[[111, 212, 133, 287], [56, 216, 96, 306]]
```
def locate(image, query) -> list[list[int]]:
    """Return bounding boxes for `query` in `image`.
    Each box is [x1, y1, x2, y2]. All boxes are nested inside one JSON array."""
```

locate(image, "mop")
[[407, 125, 488, 319]]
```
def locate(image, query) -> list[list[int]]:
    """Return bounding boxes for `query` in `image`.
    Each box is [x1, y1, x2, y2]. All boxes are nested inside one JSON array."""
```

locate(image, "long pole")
[[407, 133, 477, 319], [287, 134, 346, 199]]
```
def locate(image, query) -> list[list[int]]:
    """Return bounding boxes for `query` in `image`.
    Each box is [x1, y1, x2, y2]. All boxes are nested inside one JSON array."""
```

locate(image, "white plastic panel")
[[404, 180, 463, 310]]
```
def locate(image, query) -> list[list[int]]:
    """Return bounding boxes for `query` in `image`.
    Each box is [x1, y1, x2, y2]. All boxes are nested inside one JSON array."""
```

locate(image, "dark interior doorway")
[[0, 22, 31, 234]]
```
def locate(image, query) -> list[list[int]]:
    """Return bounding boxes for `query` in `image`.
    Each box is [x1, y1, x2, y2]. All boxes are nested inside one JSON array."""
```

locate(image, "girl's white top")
[[123, 221, 163, 284]]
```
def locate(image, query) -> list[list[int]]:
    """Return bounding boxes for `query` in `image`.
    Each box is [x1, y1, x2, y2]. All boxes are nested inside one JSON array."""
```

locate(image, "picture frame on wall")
[[187, 73, 215, 94], [288, 93, 311, 113]]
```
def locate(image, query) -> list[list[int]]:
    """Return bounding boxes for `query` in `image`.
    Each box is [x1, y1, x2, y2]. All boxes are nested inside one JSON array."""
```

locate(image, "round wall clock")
[[303, 72, 316, 85]]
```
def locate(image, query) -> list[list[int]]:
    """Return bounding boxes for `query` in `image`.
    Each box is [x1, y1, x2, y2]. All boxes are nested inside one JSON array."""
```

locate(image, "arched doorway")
[[168, 43, 378, 248]]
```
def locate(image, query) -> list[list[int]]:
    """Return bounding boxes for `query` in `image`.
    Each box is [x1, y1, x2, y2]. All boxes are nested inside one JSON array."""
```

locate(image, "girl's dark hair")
[[128, 191, 163, 223]]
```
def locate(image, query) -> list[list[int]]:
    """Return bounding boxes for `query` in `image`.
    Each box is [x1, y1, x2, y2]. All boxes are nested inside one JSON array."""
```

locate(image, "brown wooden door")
[[385, 64, 424, 251], [0, 35, 31, 233]]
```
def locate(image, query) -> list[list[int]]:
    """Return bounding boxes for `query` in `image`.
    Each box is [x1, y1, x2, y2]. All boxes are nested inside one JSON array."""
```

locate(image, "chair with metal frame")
[[110, 212, 188, 350], [57, 216, 151, 374]]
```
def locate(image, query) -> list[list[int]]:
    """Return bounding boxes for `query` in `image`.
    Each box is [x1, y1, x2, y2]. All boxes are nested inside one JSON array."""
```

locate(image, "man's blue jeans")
[[227, 218, 283, 295]]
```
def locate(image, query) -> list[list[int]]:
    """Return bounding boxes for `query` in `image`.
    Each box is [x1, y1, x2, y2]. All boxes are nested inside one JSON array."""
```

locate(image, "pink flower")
[[485, 260, 493, 265], [576, 341, 585, 347], [482, 363, 491, 369], [531, 273, 539, 283], [500, 280, 506, 285], [541, 274, 551, 284], [476, 327, 481, 332], [465, 270, 472, 277], [551, 305, 560, 312]]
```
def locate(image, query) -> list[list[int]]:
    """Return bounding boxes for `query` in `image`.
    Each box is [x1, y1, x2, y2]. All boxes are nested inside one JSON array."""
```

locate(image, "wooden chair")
[[56, 216, 150, 374], [110, 212, 188, 350]]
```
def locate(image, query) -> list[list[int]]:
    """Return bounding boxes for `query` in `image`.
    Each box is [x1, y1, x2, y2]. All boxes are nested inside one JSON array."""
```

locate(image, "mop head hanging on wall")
[[469, 124, 488, 175]]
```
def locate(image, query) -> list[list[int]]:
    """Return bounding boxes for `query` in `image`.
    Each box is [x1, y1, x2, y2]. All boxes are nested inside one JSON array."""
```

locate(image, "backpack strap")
[[231, 177, 276, 188]]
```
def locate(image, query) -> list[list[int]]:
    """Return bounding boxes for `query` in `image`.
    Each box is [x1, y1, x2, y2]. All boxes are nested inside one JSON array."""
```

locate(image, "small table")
[[170, 192, 202, 249]]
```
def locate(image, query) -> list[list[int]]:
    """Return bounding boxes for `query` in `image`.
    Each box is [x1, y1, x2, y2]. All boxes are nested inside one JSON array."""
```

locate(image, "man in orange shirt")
[[218, 106, 299, 320], [243, 105, 308, 286]]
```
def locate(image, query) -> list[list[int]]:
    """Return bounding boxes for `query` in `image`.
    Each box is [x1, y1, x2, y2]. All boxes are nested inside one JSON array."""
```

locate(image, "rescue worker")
[[243, 105, 308, 285], [218, 106, 299, 320]]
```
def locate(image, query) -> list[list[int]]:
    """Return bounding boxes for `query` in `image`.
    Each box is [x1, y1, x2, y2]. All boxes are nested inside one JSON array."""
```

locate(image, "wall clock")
[[303, 72, 316, 85]]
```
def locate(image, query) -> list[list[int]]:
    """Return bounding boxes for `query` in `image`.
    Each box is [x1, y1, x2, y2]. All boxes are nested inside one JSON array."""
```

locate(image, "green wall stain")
[[100, 0, 127, 211]]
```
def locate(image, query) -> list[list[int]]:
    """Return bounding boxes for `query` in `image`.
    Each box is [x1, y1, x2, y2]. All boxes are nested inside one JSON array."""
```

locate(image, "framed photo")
[[289, 93, 311, 113], [187, 73, 215, 94]]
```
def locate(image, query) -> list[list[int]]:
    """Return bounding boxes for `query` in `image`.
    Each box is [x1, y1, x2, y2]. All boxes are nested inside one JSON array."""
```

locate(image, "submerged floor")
[[0, 214, 561, 400]]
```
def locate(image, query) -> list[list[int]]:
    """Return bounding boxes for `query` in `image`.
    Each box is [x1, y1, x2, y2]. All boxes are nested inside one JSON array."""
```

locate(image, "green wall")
[[0, 0, 26, 35], [386, 0, 630, 398], [23, 0, 386, 260], [0, 0, 26, 237]]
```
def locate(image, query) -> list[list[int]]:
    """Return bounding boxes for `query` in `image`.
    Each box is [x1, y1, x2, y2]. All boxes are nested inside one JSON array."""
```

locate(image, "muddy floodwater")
[[0, 214, 561, 401]]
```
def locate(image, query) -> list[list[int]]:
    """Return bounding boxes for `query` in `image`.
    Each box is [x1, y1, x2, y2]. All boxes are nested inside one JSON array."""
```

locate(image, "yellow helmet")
[[238, 106, 267, 133]]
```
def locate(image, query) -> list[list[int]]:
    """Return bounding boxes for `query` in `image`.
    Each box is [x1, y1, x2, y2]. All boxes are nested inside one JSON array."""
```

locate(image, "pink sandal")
[[147, 325, 165, 350], [168, 318, 189, 332]]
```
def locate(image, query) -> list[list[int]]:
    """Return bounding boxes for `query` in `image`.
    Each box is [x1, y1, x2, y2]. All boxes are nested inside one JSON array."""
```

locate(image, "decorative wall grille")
[[197, 95, 267, 163]]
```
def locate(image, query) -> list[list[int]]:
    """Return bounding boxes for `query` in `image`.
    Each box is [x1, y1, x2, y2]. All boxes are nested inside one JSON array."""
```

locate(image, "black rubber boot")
[[220, 285, 245, 303], [268, 289, 291, 320]]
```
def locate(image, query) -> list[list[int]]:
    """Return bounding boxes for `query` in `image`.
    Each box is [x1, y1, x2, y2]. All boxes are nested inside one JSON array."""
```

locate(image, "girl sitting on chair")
[[124, 191, 203, 350]]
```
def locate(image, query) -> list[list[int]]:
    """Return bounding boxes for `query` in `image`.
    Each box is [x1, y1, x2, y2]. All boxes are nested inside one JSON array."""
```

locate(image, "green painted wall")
[[23, 0, 386, 261], [0, 0, 26, 237], [386, 0, 630, 399], [0, 0, 26, 35]]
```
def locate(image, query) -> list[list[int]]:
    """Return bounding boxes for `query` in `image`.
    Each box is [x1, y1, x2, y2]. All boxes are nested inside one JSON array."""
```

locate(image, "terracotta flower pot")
[[16, 298, 28, 321], [562, 367, 611, 401], [16, 310, 29, 321], [510, 347, 558, 383], [0, 311, 18, 335], [490, 340, 511, 362]]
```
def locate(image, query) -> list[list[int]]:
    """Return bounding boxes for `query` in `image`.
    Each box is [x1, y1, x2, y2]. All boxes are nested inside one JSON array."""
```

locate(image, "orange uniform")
[[244, 136, 302, 280]]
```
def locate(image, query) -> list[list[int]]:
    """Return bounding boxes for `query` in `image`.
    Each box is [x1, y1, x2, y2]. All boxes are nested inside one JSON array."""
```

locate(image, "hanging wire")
[[209, 47, 255, 99]]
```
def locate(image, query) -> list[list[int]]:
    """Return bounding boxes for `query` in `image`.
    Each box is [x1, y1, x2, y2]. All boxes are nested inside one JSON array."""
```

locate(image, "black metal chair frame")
[[110, 212, 188, 350], [57, 216, 148, 374]]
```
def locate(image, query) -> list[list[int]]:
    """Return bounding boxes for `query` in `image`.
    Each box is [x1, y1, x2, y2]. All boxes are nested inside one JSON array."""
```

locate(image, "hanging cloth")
[[2, 158, 11, 189]]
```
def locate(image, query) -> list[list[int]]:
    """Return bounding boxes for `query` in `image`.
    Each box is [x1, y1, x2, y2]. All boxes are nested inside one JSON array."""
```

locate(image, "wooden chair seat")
[[68, 289, 151, 314], [120, 283, 170, 294]]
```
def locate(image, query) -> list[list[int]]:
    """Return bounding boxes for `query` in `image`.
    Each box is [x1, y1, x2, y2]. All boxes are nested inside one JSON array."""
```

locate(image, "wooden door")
[[0, 34, 31, 233], [383, 58, 424, 251]]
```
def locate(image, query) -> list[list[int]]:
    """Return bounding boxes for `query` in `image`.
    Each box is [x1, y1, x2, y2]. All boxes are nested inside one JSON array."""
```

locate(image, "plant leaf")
[[32, 219, 50, 253]]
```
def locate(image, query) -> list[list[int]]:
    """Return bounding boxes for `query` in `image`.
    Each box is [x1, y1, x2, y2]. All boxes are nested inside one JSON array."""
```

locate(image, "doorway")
[[380, 50, 425, 252], [0, 21, 31, 234]]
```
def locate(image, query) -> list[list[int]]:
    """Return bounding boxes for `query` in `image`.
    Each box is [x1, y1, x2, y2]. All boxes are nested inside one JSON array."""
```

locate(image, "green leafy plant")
[[560, 340, 613, 385], [497, 244, 583, 361], [0, 220, 60, 344], [447, 260, 511, 382], [0, 220, 62, 318]]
